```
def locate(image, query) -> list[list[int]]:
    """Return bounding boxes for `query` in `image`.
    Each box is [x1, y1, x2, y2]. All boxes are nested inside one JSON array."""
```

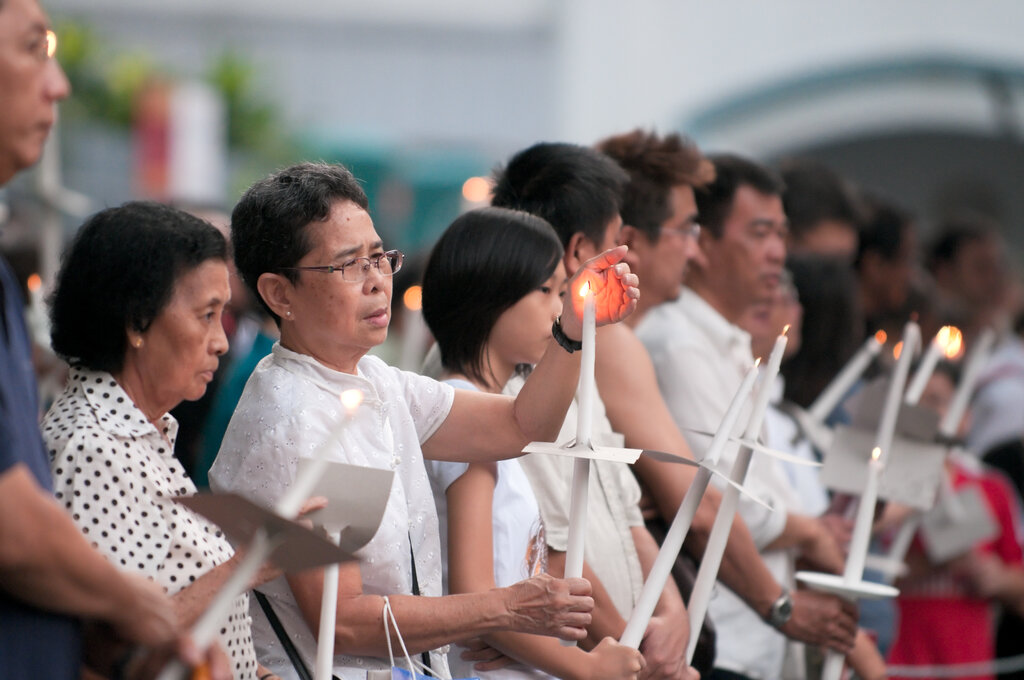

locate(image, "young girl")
[[421, 207, 644, 680]]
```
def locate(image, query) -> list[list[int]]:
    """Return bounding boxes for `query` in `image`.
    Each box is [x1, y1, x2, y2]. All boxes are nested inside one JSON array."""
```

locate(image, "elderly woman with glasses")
[[209, 162, 640, 680]]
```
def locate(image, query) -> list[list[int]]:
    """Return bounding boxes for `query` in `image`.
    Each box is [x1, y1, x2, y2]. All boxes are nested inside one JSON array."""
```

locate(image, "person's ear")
[[257, 272, 296, 321], [565, 231, 600, 278]]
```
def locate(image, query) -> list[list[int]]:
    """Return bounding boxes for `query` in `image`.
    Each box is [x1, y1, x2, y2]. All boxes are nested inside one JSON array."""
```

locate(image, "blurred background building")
[[5, 0, 1024, 295]]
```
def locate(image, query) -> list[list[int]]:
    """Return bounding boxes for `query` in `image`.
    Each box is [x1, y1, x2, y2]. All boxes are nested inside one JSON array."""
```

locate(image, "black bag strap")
[[254, 590, 315, 680], [408, 536, 433, 674]]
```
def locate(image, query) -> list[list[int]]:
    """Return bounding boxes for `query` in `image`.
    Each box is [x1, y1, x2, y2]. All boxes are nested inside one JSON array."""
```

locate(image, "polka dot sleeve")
[[50, 428, 174, 582]]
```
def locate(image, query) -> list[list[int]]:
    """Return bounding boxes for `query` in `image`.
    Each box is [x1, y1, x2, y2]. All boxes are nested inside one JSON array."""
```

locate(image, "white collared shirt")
[[210, 344, 454, 680], [42, 368, 259, 679], [637, 288, 799, 680]]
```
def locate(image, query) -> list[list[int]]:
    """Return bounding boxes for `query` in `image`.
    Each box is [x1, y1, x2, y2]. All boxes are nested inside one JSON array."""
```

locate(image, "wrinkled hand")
[[638, 614, 687, 680], [114, 572, 179, 648], [562, 246, 640, 339], [504, 572, 594, 640], [779, 589, 857, 654], [588, 637, 646, 680], [459, 637, 516, 672]]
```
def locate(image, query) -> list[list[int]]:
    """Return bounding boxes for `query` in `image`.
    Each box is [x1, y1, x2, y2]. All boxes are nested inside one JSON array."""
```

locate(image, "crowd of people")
[[4, 1, 1024, 680]]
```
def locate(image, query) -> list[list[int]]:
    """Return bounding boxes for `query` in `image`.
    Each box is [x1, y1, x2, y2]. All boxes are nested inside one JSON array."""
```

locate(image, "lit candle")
[[905, 326, 962, 405], [820, 320, 919, 680], [562, 281, 595, 648], [317, 529, 343, 680], [158, 389, 364, 680], [685, 327, 789, 664], [620, 361, 760, 649], [277, 389, 365, 516], [808, 331, 885, 423], [939, 327, 996, 439]]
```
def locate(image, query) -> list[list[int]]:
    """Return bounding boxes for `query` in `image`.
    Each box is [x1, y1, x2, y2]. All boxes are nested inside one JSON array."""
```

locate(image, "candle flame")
[[579, 280, 591, 298], [782, 324, 790, 336], [871, 447, 881, 462], [340, 389, 364, 412], [403, 285, 423, 312], [26, 273, 42, 292], [754, 357, 762, 367], [936, 325, 964, 360], [893, 341, 903, 360], [874, 330, 887, 345]]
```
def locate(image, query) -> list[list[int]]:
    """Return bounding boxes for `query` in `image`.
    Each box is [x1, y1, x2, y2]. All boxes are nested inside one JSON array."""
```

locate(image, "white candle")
[[875, 322, 920, 465], [844, 448, 882, 581], [156, 531, 276, 680], [158, 390, 364, 680], [939, 327, 995, 438], [575, 282, 597, 448], [905, 326, 961, 406], [316, 530, 342, 680], [620, 361, 760, 649], [398, 286, 430, 372], [277, 389, 364, 517], [685, 329, 789, 664], [562, 282, 596, 647], [809, 332, 885, 422], [821, 321, 919, 680]]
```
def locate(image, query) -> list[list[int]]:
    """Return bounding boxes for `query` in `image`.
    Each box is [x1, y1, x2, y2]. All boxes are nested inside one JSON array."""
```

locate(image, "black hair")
[[231, 161, 369, 324], [696, 154, 785, 238], [491, 142, 628, 249], [50, 201, 227, 373], [925, 214, 997, 275], [855, 196, 913, 269], [779, 159, 863, 241], [781, 253, 863, 409], [596, 129, 715, 240], [421, 207, 563, 387]]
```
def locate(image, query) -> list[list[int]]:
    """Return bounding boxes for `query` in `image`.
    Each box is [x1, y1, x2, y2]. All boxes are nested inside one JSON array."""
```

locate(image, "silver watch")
[[767, 587, 793, 628]]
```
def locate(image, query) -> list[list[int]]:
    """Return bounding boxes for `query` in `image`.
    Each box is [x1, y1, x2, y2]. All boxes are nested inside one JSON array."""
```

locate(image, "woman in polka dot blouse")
[[42, 202, 284, 680]]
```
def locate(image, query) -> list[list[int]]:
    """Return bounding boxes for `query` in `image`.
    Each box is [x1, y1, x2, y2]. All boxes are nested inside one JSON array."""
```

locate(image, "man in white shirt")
[[636, 154, 852, 680]]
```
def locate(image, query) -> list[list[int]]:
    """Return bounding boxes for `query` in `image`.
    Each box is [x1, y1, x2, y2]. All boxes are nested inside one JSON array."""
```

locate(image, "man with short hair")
[[779, 159, 862, 261], [636, 153, 855, 680], [0, 1, 197, 677]]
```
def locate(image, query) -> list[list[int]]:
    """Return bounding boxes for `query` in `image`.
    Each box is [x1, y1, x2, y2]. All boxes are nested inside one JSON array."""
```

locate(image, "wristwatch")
[[767, 587, 793, 628]]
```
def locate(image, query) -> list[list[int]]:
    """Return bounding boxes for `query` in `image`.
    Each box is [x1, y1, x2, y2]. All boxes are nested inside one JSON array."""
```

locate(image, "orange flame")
[[782, 324, 791, 336], [871, 447, 881, 462], [27, 273, 42, 292], [893, 341, 904, 360], [403, 285, 422, 312], [874, 330, 887, 345], [579, 280, 592, 298], [936, 325, 964, 360]]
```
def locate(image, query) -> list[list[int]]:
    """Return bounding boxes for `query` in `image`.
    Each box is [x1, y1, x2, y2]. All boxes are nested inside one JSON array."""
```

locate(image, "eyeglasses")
[[661, 222, 701, 240], [281, 249, 404, 283]]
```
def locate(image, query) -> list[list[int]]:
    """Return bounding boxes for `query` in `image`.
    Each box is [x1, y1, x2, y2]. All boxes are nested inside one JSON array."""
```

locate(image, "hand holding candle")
[[562, 245, 639, 340]]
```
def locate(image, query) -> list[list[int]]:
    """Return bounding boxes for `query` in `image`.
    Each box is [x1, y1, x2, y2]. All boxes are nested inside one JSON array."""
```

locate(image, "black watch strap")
[[552, 316, 583, 353]]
